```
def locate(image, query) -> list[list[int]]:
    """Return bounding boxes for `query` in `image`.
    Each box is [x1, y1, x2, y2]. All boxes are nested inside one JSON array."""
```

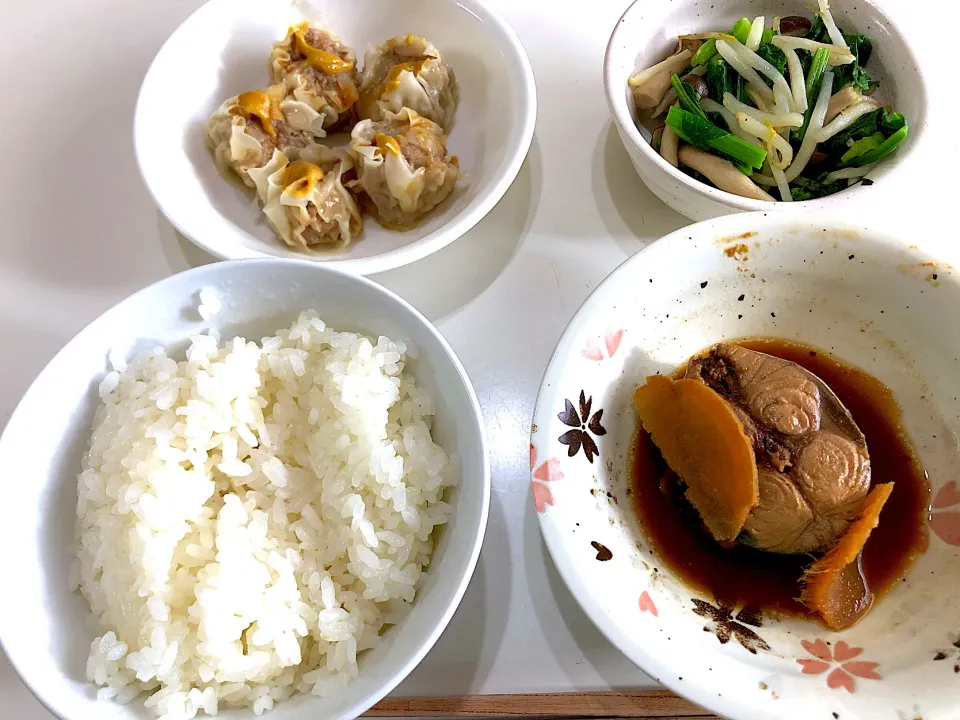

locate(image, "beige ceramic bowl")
[[532, 212, 960, 720], [603, 0, 927, 220]]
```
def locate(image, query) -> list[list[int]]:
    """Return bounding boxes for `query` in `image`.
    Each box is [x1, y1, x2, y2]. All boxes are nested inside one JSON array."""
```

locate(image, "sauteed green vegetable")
[[628, 1, 907, 201]]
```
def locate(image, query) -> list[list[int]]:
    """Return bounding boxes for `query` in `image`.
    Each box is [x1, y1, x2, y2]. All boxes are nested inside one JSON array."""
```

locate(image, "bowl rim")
[[132, 0, 538, 275], [602, 0, 927, 211], [530, 210, 951, 720], [0, 257, 491, 720]]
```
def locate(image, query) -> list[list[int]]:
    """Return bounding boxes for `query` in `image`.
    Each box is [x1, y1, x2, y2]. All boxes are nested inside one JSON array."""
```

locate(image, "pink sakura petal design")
[[638, 591, 658, 617], [827, 668, 856, 693], [530, 444, 537, 470], [605, 330, 624, 357], [832, 641, 863, 662], [931, 512, 960, 546], [797, 659, 831, 675], [581, 339, 604, 361], [842, 661, 881, 680], [933, 480, 960, 509], [532, 482, 554, 514], [533, 458, 564, 483], [801, 638, 833, 661]]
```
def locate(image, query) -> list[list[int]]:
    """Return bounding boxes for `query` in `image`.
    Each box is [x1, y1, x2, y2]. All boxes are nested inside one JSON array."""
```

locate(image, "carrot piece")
[[800, 483, 894, 630], [633, 375, 759, 542]]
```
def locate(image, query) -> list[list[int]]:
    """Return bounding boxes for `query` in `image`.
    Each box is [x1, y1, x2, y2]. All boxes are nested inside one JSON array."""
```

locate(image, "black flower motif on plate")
[[558, 390, 606, 463], [692, 599, 770, 654]]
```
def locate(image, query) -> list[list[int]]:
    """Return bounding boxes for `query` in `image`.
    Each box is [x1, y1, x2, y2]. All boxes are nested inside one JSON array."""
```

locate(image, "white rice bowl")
[[72, 307, 454, 718]]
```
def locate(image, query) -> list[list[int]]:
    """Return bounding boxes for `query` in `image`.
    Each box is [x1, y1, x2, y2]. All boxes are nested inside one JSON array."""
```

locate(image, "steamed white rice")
[[71, 309, 454, 718]]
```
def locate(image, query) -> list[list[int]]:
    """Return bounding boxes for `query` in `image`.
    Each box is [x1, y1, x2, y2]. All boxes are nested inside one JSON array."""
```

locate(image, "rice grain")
[[73, 311, 454, 717]]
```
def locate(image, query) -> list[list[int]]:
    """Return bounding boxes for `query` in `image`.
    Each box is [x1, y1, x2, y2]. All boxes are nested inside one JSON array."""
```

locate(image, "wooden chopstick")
[[365, 690, 716, 718]]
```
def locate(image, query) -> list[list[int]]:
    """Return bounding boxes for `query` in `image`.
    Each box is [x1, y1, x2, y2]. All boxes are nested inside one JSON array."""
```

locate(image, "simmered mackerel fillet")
[[685, 344, 871, 554]]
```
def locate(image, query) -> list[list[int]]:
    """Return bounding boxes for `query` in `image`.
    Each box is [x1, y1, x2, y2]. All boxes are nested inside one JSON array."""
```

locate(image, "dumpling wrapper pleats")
[[634, 375, 760, 542]]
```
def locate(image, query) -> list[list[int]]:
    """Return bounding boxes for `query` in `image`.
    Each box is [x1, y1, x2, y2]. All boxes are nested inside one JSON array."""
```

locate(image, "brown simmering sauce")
[[630, 338, 930, 618]]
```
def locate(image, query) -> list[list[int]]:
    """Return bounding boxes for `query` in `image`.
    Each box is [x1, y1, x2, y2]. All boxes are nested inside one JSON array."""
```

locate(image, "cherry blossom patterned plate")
[[531, 212, 960, 720]]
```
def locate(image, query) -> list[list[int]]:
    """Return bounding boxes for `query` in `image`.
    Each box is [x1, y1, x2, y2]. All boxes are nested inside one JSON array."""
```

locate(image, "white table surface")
[[2, 0, 956, 716]]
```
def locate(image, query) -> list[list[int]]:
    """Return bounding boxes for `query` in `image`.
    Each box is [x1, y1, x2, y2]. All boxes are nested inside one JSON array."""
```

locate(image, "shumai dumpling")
[[247, 146, 362, 250], [206, 84, 315, 187], [270, 22, 359, 137], [357, 35, 458, 131], [349, 107, 459, 229]]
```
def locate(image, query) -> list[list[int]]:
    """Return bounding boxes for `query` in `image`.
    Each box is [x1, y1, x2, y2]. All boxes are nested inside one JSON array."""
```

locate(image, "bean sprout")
[[818, 0, 849, 50], [824, 163, 878, 182], [784, 70, 834, 182], [782, 47, 808, 113], [771, 36, 854, 66], [746, 16, 765, 51], [723, 93, 803, 127], [715, 39, 774, 102], [816, 99, 881, 142]]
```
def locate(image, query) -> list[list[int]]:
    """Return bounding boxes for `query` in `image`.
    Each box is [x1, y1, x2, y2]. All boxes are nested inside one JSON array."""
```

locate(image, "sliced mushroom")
[[678, 37, 704, 56], [678, 146, 775, 201], [629, 50, 692, 87], [681, 72, 709, 99], [779, 15, 813, 37], [653, 88, 678, 117], [678, 32, 728, 41], [630, 51, 692, 109], [825, 86, 862, 124], [660, 124, 679, 167], [634, 71, 676, 110], [651, 126, 664, 151]]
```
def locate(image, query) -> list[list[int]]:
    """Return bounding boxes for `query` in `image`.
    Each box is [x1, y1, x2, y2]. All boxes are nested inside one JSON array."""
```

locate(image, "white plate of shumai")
[[134, 0, 536, 274]]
